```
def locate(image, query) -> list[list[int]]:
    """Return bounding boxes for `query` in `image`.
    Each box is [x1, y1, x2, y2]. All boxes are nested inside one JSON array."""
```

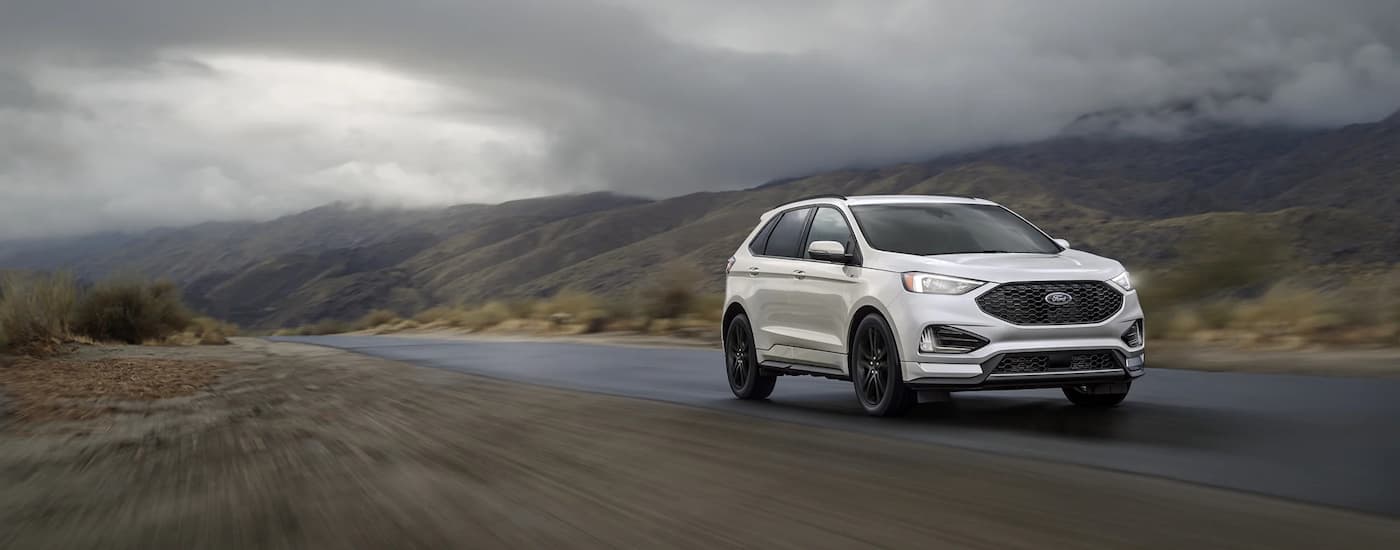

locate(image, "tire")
[[1062, 382, 1131, 408], [725, 314, 776, 400], [850, 314, 916, 417]]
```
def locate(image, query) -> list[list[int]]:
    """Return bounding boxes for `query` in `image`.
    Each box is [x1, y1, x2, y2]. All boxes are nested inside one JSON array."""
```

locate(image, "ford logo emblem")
[[1044, 292, 1074, 305]]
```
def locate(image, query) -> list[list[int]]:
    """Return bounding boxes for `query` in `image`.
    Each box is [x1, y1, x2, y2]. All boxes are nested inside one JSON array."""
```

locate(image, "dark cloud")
[[2, 0, 1399, 238]]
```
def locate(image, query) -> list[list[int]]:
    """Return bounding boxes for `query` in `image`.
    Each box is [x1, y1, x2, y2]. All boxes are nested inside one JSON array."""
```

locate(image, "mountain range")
[[2, 112, 1397, 328]]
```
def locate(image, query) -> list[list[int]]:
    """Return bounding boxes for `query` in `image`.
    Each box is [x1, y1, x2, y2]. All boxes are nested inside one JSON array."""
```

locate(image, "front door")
[[787, 206, 862, 369]]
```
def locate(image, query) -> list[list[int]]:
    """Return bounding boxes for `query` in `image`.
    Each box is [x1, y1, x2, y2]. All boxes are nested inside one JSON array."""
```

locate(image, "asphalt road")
[[277, 335, 1400, 516]]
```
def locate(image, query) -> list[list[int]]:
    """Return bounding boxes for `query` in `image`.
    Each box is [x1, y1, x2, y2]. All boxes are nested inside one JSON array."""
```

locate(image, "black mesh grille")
[[1069, 352, 1117, 371], [976, 281, 1123, 325], [994, 355, 1049, 374], [991, 351, 1121, 375]]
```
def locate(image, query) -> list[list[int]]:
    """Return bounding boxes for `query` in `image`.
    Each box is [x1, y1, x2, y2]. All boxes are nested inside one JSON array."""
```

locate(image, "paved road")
[[276, 335, 1400, 516]]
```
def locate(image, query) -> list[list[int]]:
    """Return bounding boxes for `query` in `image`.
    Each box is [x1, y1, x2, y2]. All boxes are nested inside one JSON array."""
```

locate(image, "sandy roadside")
[[368, 328, 1400, 377], [1, 339, 1397, 549]]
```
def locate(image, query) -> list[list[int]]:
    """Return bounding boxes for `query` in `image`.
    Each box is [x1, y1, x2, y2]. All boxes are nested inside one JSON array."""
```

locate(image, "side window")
[[762, 208, 813, 258], [747, 217, 779, 255], [804, 207, 854, 259]]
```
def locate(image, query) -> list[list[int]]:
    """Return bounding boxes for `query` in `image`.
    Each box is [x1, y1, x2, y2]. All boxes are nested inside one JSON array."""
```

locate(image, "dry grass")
[[1133, 220, 1399, 348], [335, 285, 725, 341], [0, 272, 78, 354], [354, 309, 401, 331], [161, 317, 241, 346], [637, 264, 702, 319], [1, 273, 242, 354], [1151, 276, 1400, 348]]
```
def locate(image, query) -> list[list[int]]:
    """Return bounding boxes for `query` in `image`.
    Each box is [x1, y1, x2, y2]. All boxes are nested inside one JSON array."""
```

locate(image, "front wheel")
[[725, 314, 776, 400], [1063, 382, 1130, 407], [850, 314, 916, 417]]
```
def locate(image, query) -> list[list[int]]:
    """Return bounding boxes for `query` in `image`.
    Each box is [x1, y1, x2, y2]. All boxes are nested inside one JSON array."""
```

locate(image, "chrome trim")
[[986, 369, 1125, 379]]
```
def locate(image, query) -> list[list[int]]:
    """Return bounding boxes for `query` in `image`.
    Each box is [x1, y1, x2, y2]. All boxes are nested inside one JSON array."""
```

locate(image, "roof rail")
[[783, 193, 846, 205]]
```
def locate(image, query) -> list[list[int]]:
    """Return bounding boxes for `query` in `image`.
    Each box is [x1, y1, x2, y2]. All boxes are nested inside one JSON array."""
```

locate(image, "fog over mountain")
[[3, 0, 1399, 239]]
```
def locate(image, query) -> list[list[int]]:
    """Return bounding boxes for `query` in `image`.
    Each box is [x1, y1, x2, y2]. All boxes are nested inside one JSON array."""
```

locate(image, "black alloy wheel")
[[725, 314, 776, 400], [850, 315, 915, 417]]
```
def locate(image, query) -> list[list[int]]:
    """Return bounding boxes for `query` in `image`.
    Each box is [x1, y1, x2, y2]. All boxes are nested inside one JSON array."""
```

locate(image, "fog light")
[[1121, 320, 1144, 348], [1126, 355, 1145, 370], [920, 326, 989, 354]]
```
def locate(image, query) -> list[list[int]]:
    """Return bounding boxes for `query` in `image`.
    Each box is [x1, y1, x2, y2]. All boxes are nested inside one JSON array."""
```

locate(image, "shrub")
[[73, 279, 193, 344], [537, 290, 601, 319], [1142, 218, 1291, 308], [306, 319, 351, 336], [413, 306, 456, 324], [0, 272, 79, 353], [355, 309, 400, 330], [189, 316, 239, 345], [459, 302, 512, 330], [502, 299, 535, 320], [638, 264, 701, 319], [690, 293, 724, 322]]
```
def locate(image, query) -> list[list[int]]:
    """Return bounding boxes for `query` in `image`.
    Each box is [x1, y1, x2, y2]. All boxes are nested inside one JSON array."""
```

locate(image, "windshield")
[[850, 203, 1061, 255]]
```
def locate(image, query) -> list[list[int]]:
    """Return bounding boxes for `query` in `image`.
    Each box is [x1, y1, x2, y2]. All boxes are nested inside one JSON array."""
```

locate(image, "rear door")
[[748, 207, 812, 354]]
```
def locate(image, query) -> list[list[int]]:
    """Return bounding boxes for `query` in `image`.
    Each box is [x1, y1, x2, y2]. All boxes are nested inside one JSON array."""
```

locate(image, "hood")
[[868, 249, 1124, 284]]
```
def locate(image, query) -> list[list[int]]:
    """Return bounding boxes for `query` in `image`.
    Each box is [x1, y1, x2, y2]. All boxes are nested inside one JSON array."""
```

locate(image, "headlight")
[[1110, 271, 1133, 291], [901, 272, 985, 295]]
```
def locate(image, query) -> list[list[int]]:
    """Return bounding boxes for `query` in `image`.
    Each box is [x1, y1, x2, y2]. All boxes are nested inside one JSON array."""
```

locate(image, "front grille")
[[991, 351, 1121, 375], [976, 281, 1123, 325]]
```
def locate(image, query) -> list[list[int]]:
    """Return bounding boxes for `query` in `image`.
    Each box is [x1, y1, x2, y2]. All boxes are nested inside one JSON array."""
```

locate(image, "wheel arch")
[[723, 301, 747, 332], [846, 299, 901, 353]]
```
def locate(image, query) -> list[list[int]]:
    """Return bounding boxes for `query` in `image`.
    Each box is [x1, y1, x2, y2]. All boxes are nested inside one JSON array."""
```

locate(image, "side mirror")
[[1053, 238, 1071, 250], [807, 240, 853, 263]]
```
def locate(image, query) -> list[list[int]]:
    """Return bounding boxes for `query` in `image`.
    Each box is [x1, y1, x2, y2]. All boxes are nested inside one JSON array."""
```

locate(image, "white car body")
[[723, 194, 1145, 411]]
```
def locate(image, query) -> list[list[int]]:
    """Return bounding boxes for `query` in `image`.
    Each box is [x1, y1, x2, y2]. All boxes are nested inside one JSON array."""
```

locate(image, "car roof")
[[761, 194, 997, 217], [844, 195, 996, 206]]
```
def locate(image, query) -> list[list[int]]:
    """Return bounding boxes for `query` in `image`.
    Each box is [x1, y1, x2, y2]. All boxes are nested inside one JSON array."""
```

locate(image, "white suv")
[[722, 194, 1145, 416]]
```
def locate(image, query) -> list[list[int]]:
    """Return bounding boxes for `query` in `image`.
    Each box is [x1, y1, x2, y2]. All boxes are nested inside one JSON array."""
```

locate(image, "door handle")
[[748, 267, 760, 277], [793, 269, 806, 280]]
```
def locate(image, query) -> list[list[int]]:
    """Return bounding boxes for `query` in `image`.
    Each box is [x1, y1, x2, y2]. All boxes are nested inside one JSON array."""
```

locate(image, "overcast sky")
[[2, 0, 1399, 239]]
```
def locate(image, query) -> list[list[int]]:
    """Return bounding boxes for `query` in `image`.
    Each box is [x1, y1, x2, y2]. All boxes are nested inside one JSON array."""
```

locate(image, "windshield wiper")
[[925, 250, 1039, 256]]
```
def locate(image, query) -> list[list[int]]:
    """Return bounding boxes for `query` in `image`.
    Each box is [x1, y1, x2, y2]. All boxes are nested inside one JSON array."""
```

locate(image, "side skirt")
[[759, 360, 851, 382]]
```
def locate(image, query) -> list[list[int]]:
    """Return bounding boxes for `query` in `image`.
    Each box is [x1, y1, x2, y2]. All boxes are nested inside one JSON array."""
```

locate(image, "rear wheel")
[[725, 314, 776, 400], [850, 314, 916, 417], [1063, 382, 1130, 407]]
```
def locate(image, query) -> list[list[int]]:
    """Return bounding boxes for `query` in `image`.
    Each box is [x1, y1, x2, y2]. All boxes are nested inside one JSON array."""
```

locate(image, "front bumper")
[[904, 349, 1145, 391], [885, 283, 1146, 388]]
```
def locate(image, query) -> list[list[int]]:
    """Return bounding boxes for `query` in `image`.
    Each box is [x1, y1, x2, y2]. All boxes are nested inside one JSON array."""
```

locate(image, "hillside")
[[2, 114, 1396, 328]]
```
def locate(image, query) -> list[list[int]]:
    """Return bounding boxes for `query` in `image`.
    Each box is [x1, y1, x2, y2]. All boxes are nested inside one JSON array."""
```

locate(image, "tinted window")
[[850, 204, 1059, 255], [748, 218, 778, 254], [762, 208, 812, 258], [804, 207, 854, 259]]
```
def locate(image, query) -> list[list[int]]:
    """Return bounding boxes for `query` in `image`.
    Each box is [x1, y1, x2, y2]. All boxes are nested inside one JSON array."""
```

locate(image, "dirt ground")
[[1, 340, 1397, 549]]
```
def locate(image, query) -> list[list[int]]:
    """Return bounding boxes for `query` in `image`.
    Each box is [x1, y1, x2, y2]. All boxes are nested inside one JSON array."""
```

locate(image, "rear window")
[[762, 208, 812, 258], [747, 218, 778, 255]]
